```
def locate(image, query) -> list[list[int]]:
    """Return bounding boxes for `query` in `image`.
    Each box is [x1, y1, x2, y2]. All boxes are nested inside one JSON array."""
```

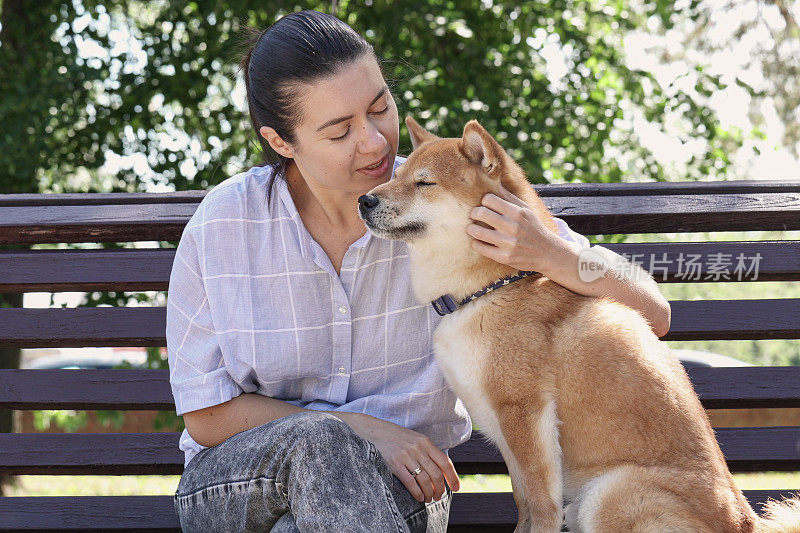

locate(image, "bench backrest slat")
[[2, 241, 799, 294], [2, 188, 800, 245], [0, 490, 795, 531], [1, 298, 797, 348], [0, 427, 797, 475], [1, 180, 797, 205], [3, 367, 799, 410]]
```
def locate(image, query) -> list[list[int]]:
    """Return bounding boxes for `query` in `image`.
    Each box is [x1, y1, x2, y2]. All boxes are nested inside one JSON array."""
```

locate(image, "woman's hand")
[[346, 413, 460, 503], [466, 184, 561, 273], [463, 186, 672, 337]]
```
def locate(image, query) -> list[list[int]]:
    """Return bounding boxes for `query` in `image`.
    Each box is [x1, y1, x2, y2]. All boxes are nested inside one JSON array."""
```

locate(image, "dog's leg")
[[575, 466, 715, 533], [564, 500, 583, 533], [497, 396, 564, 533], [506, 453, 532, 532]]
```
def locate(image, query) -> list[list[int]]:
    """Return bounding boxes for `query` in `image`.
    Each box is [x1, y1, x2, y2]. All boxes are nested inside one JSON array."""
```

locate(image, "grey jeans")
[[173, 410, 453, 532]]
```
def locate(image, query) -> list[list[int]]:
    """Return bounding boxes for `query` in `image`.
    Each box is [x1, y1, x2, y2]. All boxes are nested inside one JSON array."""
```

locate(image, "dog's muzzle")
[[358, 194, 379, 218]]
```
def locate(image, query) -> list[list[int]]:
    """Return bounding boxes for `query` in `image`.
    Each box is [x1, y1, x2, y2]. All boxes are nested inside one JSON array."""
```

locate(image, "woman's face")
[[261, 54, 400, 198]]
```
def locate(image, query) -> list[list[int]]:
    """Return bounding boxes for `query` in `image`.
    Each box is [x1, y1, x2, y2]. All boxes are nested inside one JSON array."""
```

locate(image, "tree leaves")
[[0, 0, 739, 194]]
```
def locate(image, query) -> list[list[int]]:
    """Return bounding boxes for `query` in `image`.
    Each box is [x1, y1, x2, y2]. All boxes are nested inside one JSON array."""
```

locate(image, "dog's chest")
[[432, 301, 502, 432]]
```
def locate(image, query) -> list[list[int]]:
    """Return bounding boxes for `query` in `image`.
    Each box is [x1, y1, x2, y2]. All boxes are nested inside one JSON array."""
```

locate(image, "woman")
[[167, 10, 671, 533]]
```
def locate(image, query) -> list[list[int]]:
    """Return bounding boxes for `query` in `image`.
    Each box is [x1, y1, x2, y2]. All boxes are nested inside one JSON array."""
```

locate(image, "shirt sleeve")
[[553, 216, 591, 248], [166, 225, 243, 416]]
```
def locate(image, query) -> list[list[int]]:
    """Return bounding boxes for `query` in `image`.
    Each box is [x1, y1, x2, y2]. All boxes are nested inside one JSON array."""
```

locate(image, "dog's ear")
[[461, 120, 504, 178], [406, 116, 438, 150]]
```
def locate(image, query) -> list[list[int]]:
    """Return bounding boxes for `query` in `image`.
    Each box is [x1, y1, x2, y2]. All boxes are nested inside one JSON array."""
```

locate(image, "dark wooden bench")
[[1, 180, 799, 531]]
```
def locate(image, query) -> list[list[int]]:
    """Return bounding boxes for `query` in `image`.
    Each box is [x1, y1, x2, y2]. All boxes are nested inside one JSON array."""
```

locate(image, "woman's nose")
[[358, 121, 387, 153]]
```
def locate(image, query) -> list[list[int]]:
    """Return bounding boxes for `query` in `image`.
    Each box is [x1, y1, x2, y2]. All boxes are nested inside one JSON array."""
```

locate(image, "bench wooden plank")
[[2, 367, 799, 410], [0, 299, 798, 348], [1, 241, 798, 293], [0, 307, 167, 348], [444, 491, 800, 528], [0, 180, 796, 207], [0, 203, 196, 245], [0, 491, 795, 531], [2, 191, 799, 244], [668, 299, 800, 341], [1, 427, 797, 475], [0, 248, 174, 293], [534, 179, 800, 196], [447, 427, 800, 475], [0, 433, 185, 475], [0, 191, 206, 206], [544, 193, 800, 234]]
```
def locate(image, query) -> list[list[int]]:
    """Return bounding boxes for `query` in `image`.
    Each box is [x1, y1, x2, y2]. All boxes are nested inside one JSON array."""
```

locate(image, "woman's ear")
[[259, 126, 295, 159]]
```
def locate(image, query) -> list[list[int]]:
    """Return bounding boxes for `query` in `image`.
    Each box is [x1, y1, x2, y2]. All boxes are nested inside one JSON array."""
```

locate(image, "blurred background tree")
[[1, 0, 747, 197], [2, 0, 798, 494], [625, 0, 800, 179]]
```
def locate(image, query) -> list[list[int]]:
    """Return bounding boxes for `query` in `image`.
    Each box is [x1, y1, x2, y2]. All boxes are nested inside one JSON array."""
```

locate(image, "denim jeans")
[[173, 410, 453, 532]]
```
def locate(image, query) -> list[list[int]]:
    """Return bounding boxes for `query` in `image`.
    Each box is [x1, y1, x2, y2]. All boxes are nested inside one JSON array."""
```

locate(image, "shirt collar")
[[276, 156, 407, 256], [276, 170, 313, 261]]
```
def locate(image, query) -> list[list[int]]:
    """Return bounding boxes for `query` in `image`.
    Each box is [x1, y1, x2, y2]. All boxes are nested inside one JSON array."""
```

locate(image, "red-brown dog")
[[358, 116, 800, 532]]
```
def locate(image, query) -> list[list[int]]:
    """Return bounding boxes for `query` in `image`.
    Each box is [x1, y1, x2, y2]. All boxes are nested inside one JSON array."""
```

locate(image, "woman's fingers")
[[427, 448, 461, 493], [492, 184, 530, 209], [466, 222, 501, 246], [405, 463, 435, 503], [394, 464, 428, 503], [366, 421, 459, 505], [396, 451, 454, 503], [470, 236, 507, 263], [481, 191, 525, 218], [469, 205, 516, 235], [413, 453, 447, 502]]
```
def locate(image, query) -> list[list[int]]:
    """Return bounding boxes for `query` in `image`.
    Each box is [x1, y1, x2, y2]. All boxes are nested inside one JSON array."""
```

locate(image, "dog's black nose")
[[358, 194, 379, 211]]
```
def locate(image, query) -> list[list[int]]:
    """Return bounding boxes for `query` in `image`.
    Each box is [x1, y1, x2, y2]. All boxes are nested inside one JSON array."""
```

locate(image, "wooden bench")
[[1, 180, 799, 531]]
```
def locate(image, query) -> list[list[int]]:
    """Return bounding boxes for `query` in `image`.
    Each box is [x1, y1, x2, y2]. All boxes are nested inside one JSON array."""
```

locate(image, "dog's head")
[[358, 116, 556, 302], [359, 115, 551, 249]]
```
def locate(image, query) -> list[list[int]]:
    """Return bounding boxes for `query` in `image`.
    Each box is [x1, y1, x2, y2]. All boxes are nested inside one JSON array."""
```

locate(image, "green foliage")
[[1, 0, 739, 194], [32, 410, 89, 432]]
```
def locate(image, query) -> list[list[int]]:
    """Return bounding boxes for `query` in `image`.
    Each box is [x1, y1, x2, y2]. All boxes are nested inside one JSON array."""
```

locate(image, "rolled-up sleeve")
[[553, 216, 591, 248], [166, 226, 243, 416]]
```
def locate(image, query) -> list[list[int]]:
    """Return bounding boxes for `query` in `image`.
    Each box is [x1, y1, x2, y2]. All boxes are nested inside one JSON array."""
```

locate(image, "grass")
[[5, 472, 800, 497]]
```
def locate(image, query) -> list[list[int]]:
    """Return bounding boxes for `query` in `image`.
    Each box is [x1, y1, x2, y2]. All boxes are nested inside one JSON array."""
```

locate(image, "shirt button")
[[338, 305, 347, 314], [338, 366, 346, 374]]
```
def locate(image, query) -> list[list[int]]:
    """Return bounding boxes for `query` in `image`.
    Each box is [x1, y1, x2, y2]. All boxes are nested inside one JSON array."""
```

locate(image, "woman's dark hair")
[[237, 10, 378, 204]]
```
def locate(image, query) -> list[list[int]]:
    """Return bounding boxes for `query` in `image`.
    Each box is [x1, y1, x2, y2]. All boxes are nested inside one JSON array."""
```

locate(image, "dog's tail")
[[756, 494, 800, 532]]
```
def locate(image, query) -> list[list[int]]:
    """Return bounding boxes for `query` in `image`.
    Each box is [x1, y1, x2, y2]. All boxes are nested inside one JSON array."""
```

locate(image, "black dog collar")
[[431, 270, 540, 316]]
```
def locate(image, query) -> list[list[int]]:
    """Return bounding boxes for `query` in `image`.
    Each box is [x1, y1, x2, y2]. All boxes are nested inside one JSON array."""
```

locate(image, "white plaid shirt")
[[166, 156, 590, 468]]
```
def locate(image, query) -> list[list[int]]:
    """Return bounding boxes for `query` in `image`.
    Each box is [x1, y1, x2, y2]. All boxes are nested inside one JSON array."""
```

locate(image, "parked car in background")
[[672, 349, 753, 368]]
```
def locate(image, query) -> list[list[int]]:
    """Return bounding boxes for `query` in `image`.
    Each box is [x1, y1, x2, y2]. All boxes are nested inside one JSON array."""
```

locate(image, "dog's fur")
[[359, 116, 800, 532]]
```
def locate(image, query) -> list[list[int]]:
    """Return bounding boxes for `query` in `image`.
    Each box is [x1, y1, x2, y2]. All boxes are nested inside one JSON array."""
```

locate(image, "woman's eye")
[[331, 127, 350, 141], [416, 181, 435, 187], [372, 106, 389, 115]]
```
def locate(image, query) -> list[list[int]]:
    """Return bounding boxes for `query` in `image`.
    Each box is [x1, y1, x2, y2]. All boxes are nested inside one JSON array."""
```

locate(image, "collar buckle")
[[431, 294, 459, 316]]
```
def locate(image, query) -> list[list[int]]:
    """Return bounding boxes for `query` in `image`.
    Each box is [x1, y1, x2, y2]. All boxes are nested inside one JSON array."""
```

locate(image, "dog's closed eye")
[[416, 181, 436, 187]]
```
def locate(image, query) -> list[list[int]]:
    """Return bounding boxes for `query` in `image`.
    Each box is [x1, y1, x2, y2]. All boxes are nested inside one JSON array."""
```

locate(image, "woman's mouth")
[[358, 154, 390, 177]]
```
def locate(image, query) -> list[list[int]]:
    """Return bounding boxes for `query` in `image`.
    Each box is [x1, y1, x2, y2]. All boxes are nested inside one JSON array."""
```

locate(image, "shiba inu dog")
[[358, 116, 800, 532]]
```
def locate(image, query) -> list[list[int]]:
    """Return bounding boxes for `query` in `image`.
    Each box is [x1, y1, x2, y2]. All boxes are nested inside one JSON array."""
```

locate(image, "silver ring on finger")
[[409, 466, 422, 477]]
